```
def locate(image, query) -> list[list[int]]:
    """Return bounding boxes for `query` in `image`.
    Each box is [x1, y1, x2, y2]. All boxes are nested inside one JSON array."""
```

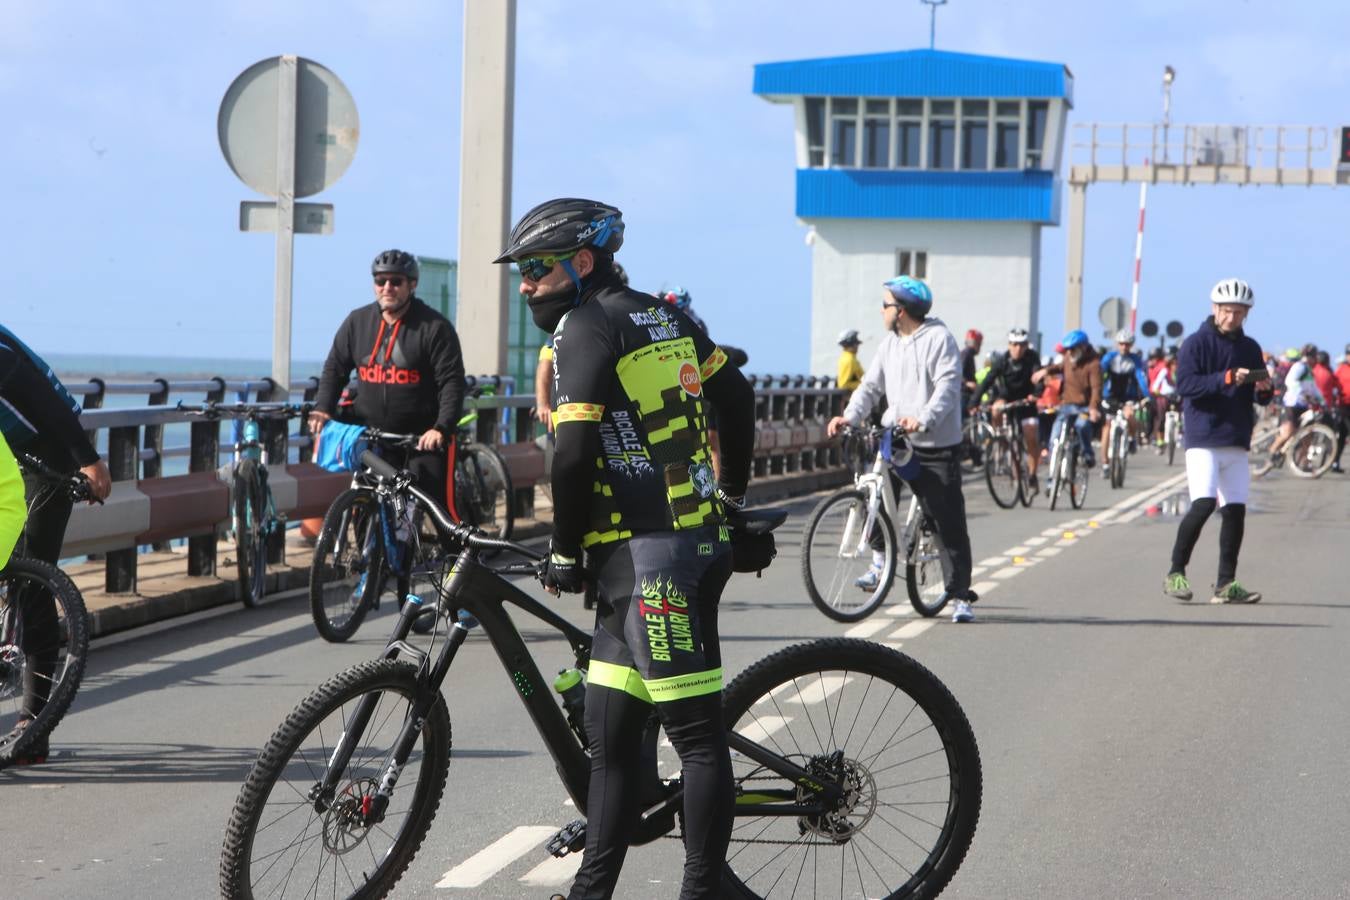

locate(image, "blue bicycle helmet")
[[1061, 329, 1089, 350], [662, 286, 692, 311], [883, 275, 933, 315]]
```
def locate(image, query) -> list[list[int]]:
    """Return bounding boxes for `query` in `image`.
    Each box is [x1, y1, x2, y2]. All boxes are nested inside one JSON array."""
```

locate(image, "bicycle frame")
[[316, 480, 846, 832], [839, 440, 920, 561]]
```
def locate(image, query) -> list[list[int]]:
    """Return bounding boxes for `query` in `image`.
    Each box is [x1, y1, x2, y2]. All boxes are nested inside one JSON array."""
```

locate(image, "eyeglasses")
[[516, 250, 579, 282], [882, 302, 901, 310], [374, 276, 406, 288]]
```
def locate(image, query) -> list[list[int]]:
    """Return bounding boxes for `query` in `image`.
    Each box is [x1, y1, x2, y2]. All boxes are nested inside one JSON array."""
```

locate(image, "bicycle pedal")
[[545, 819, 587, 858]]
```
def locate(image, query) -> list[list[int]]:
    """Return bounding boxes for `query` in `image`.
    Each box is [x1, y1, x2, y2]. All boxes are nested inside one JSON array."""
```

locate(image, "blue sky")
[[4, 0, 1348, 376]]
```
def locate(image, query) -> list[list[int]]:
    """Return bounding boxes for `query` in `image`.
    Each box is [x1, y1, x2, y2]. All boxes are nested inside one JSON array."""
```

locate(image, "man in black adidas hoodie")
[[311, 249, 466, 513]]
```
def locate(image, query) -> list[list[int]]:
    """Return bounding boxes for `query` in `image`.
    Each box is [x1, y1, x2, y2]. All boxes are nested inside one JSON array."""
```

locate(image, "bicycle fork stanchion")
[[311, 621, 473, 824]]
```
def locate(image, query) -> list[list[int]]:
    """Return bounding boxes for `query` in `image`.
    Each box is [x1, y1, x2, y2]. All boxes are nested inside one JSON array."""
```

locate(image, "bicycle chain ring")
[[796, 752, 877, 842], [321, 777, 379, 853]]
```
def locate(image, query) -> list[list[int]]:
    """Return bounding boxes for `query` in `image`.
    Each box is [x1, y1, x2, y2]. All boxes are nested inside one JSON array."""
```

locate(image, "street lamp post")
[[1162, 65, 1175, 163], [920, 0, 948, 50]]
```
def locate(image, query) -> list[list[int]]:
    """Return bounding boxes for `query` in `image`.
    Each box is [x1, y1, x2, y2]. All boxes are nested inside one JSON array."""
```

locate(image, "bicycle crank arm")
[[726, 733, 846, 808]]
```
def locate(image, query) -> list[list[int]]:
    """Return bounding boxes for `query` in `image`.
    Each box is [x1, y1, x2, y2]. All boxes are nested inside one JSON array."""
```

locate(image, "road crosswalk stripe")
[[888, 620, 935, 640], [845, 619, 892, 638], [518, 851, 585, 886], [435, 826, 557, 888]]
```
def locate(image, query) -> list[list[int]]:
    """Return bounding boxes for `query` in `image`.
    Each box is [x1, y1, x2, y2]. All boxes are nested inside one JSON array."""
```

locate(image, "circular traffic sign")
[[1165, 320, 1185, 339], [1139, 319, 1160, 338], [218, 56, 359, 199]]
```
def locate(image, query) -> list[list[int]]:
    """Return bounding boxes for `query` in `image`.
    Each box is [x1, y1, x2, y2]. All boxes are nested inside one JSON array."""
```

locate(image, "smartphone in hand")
[[1241, 368, 1270, 384]]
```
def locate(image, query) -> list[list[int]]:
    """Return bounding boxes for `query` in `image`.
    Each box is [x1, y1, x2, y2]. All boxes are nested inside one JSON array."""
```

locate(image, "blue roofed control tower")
[[754, 50, 1073, 373]]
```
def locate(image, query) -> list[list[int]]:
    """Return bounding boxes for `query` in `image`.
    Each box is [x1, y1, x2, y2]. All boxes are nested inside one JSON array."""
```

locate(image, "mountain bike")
[[0, 453, 95, 767], [1101, 400, 1132, 490], [221, 451, 982, 900], [1045, 407, 1090, 511], [309, 430, 443, 643], [178, 401, 311, 607], [983, 399, 1038, 509], [801, 426, 947, 621], [959, 407, 993, 474], [1251, 406, 1338, 479], [1161, 397, 1182, 466]]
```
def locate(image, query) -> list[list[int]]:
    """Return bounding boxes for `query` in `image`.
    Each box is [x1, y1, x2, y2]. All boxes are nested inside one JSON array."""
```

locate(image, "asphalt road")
[[5, 448, 1349, 899]]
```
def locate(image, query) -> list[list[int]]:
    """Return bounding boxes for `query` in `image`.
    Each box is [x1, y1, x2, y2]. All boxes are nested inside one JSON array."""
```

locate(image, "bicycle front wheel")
[[719, 638, 982, 900], [801, 489, 895, 622], [1289, 424, 1336, 478], [456, 444, 514, 542], [221, 659, 451, 900], [984, 436, 1021, 509], [906, 516, 949, 617], [1070, 450, 1089, 509], [310, 489, 386, 643], [0, 557, 89, 767], [235, 459, 268, 607]]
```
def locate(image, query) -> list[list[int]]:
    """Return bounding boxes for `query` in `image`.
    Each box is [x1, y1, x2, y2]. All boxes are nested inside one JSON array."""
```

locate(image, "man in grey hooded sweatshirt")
[[826, 275, 978, 623]]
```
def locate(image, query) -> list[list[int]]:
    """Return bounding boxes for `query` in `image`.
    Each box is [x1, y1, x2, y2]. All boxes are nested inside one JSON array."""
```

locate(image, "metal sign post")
[[218, 56, 359, 390]]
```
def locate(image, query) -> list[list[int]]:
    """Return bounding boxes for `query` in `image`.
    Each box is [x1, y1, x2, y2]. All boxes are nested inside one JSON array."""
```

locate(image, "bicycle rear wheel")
[[1070, 450, 1089, 509], [1289, 424, 1336, 478], [719, 638, 981, 900], [456, 444, 514, 543], [906, 515, 949, 617], [801, 489, 895, 622], [1165, 415, 1179, 467], [235, 459, 268, 607], [221, 659, 450, 900], [1047, 440, 1065, 511], [1111, 426, 1128, 489], [0, 557, 89, 766], [983, 437, 1021, 509], [310, 489, 387, 643]]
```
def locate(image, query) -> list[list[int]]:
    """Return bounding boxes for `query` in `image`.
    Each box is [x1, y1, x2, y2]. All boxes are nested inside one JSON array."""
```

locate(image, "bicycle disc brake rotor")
[[797, 753, 877, 842], [322, 777, 379, 853], [0, 643, 24, 700]]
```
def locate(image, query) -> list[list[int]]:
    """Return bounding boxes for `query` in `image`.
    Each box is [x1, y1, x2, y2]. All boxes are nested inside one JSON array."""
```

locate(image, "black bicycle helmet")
[[371, 249, 419, 280], [493, 198, 625, 263]]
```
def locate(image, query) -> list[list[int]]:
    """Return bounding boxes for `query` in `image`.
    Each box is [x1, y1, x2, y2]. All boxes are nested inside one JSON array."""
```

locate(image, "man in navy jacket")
[[1162, 278, 1272, 604]]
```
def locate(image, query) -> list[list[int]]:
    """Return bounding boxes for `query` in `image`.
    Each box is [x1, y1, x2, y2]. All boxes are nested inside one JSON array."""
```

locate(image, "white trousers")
[[1184, 447, 1250, 507]]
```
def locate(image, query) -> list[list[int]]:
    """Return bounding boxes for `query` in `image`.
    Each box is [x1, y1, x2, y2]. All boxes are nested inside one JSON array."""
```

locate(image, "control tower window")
[[805, 97, 825, 167], [961, 99, 989, 170], [831, 98, 858, 167], [863, 99, 891, 167], [1026, 100, 1049, 168], [896, 99, 922, 168], [928, 100, 956, 170], [994, 101, 1021, 169]]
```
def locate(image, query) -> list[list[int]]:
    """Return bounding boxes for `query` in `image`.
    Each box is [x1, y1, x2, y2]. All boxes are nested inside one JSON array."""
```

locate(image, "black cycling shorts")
[[586, 524, 731, 704]]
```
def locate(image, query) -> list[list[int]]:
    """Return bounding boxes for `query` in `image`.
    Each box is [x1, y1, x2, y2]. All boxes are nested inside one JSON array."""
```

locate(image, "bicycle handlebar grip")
[[360, 450, 401, 481]]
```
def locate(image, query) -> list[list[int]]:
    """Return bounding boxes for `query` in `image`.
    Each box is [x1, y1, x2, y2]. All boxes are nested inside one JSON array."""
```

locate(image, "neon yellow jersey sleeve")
[[0, 432, 27, 570]]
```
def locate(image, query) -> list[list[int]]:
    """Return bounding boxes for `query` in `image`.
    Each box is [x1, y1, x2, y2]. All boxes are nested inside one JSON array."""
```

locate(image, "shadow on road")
[[0, 742, 534, 785]]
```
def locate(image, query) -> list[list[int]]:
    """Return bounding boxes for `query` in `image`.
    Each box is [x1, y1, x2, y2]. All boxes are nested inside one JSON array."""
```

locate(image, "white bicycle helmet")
[[1210, 277, 1254, 307], [1007, 327, 1029, 344], [1114, 329, 1135, 344], [838, 329, 861, 346]]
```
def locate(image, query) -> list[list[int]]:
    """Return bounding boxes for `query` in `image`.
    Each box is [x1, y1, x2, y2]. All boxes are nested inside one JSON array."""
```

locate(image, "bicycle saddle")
[[729, 507, 788, 536]]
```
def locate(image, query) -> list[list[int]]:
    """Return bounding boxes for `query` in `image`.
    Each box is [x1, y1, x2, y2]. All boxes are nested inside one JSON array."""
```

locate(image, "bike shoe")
[[1211, 581, 1261, 604], [1163, 572, 1193, 601], [854, 566, 882, 591], [951, 600, 975, 623]]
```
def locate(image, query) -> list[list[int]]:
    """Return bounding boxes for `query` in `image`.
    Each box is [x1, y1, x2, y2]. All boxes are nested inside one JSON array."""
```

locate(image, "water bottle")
[[553, 668, 588, 747]]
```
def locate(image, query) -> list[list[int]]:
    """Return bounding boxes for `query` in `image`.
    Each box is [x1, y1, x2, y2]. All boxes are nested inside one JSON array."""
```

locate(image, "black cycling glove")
[[543, 541, 585, 594]]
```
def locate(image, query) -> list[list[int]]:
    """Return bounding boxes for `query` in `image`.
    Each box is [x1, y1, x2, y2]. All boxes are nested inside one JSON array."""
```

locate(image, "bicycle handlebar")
[[357, 449, 545, 564], [18, 452, 101, 504], [362, 429, 421, 448]]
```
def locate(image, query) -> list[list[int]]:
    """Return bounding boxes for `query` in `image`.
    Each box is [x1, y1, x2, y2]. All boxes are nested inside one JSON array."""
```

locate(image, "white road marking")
[[737, 715, 792, 743], [436, 826, 557, 888], [1055, 537, 1078, 547], [785, 674, 853, 704], [990, 567, 1022, 580], [885, 602, 915, 617], [1040, 527, 1063, 537], [845, 619, 892, 638], [1023, 536, 1048, 546], [977, 556, 1008, 567], [1002, 545, 1030, 556], [969, 565, 987, 579], [888, 620, 936, 640], [1115, 509, 1143, 524], [970, 580, 999, 596], [1036, 547, 1063, 557], [519, 852, 585, 886]]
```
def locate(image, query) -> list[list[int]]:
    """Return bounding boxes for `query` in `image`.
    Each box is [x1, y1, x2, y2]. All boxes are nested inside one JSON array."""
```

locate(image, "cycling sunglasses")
[[374, 276, 407, 288], [515, 250, 579, 282]]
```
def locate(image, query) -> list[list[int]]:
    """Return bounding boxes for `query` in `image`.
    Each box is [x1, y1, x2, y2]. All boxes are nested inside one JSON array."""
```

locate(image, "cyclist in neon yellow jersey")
[[0, 430, 24, 570], [497, 198, 755, 900]]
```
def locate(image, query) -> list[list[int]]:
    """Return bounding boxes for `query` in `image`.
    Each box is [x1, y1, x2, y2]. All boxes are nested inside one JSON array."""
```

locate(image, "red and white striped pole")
[[1128, 161, 1149, 333]]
